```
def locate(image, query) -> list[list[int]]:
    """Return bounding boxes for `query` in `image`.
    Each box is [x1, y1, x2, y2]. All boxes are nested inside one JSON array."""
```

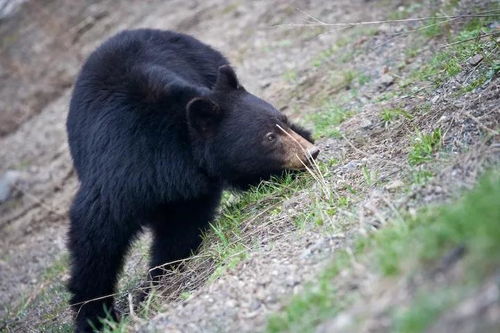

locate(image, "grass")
[[266, 170, 500, 332], [408, 128, 442, 166], [460, 70, 489, 93], [307, 99, 353, 139], [292, 195, 336, 229], [375, 91, 397, 102], [383, 171, 500, 331], [411, 15, 499, 88], [421, 17, 449, 39], [311, 45, 339, 68], [410, 169, 434, 185], [386, 3, 422, 20], [283, 69, 298, 83], [204, 171, 314, 278], [380, 108, 413, 125], [393, 286, 464, 333], [332, 70, 356, 89], [0, 254, 72, 332], [266, 251, 351, 333], [362, 165, 378, 186]]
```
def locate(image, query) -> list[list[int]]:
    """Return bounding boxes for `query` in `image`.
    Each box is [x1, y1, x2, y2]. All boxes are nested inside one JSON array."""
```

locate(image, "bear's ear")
[[214, 65, 241, 91], [186, 97, 222, 137]]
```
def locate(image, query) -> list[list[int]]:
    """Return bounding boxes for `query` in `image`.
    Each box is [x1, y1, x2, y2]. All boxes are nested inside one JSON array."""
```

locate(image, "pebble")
[[467, 54, 483, 66], [0, 170, 22, 203], [385, 179, 404, 192], [380, 74, 395, 87], [336, 160, 361, 173], [360, 118, 373, 130]]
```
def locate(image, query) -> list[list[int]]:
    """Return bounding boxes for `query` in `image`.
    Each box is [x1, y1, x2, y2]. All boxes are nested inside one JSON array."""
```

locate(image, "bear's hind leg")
[[68, 188, 140, 332]]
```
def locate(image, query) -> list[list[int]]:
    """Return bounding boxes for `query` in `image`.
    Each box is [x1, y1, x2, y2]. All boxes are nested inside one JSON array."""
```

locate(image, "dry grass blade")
[[440, 31, 500, 48], [273, 9, 500, 28]]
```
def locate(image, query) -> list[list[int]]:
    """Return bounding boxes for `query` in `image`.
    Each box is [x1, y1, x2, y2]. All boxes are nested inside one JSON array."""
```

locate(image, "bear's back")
[[67, 29, 227, 182], [81, 30, 227, 91]]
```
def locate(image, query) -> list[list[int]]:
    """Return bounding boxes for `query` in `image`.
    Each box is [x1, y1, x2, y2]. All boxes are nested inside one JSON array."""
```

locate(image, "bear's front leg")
[[148, 193, 221, 283]]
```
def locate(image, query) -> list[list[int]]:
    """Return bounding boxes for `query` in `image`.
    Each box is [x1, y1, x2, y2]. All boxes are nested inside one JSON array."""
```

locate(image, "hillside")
[[0, 0, 499, 332]]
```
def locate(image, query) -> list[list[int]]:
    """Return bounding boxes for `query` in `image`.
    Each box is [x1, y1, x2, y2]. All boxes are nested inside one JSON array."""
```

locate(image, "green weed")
[[357, 73, 371, 86], [362, 165, 378, 186], [311, 45, 339, 67], [411, 169, 434, 185], [283, 69, 298, 83], [293, 196, 337, 229], [380, 108, 413, 125], [408, 129, 442, 166]]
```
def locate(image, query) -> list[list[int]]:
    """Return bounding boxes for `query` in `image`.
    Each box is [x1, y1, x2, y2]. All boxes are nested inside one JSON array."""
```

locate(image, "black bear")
[[66, 29, 318, 332]]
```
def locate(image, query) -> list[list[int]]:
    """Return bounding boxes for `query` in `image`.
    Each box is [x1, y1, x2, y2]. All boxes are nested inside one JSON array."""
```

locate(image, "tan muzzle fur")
[[278, 125, 320, 170]]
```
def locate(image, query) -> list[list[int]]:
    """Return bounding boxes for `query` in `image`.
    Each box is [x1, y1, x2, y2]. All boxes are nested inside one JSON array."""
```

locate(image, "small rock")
[[431, 95, 440, 104], [260, 81, 271, 89], [360, 118, 373, 130], [467, 54, 483, 66], [385, 179, 404, 191], [248, 300, 261, 311], [317, 312, 353, 332], [0, 170, 22, 203], [380, 74, 394, 87]]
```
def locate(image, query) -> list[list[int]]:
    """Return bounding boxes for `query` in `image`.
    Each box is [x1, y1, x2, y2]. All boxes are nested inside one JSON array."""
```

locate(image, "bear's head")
[[187, 65, 319, 189]]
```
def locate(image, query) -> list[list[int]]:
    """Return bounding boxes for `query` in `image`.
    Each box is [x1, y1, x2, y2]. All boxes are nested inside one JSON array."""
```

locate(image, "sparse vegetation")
[[267, 171, 500, 332], [283, 69, 298, 83], [1, 254, 72, 332], [380, 107, 413, 125], [307, 99, 352, 139], [205, 171, 313, 277], [410, 168, 434, 185], [266, 251, 350, 333], [412, 15, 498, 88], [408, 129, 442, 165]]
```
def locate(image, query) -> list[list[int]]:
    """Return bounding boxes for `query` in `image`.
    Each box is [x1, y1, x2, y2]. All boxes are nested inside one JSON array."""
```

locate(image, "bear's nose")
[[308, 146, 320, 160]]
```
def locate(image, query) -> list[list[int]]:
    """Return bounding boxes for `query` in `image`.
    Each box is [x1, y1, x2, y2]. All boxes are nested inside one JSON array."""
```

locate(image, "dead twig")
[[273, 10, 500, 29], [439, 31, 500, 48]]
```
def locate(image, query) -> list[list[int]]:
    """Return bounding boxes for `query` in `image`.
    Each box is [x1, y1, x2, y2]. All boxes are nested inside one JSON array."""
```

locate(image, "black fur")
[[66, 29, 312, 332]]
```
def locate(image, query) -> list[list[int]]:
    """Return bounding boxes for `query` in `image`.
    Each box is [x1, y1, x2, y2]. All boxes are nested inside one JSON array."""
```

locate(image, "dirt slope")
[[0, 0, 498, 332]]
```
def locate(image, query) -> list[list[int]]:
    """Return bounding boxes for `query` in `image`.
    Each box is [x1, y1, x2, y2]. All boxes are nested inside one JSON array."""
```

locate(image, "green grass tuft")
[[380, 108, 413, 125], [408, 129, 442, 166]]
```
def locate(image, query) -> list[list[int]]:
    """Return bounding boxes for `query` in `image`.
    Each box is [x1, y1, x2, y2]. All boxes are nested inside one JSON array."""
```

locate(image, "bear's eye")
[[266, 132, 276, 142]]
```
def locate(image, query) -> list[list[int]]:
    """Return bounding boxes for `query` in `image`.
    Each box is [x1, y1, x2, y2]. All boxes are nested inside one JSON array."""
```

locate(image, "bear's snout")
[[280, 128, 320, 170]]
